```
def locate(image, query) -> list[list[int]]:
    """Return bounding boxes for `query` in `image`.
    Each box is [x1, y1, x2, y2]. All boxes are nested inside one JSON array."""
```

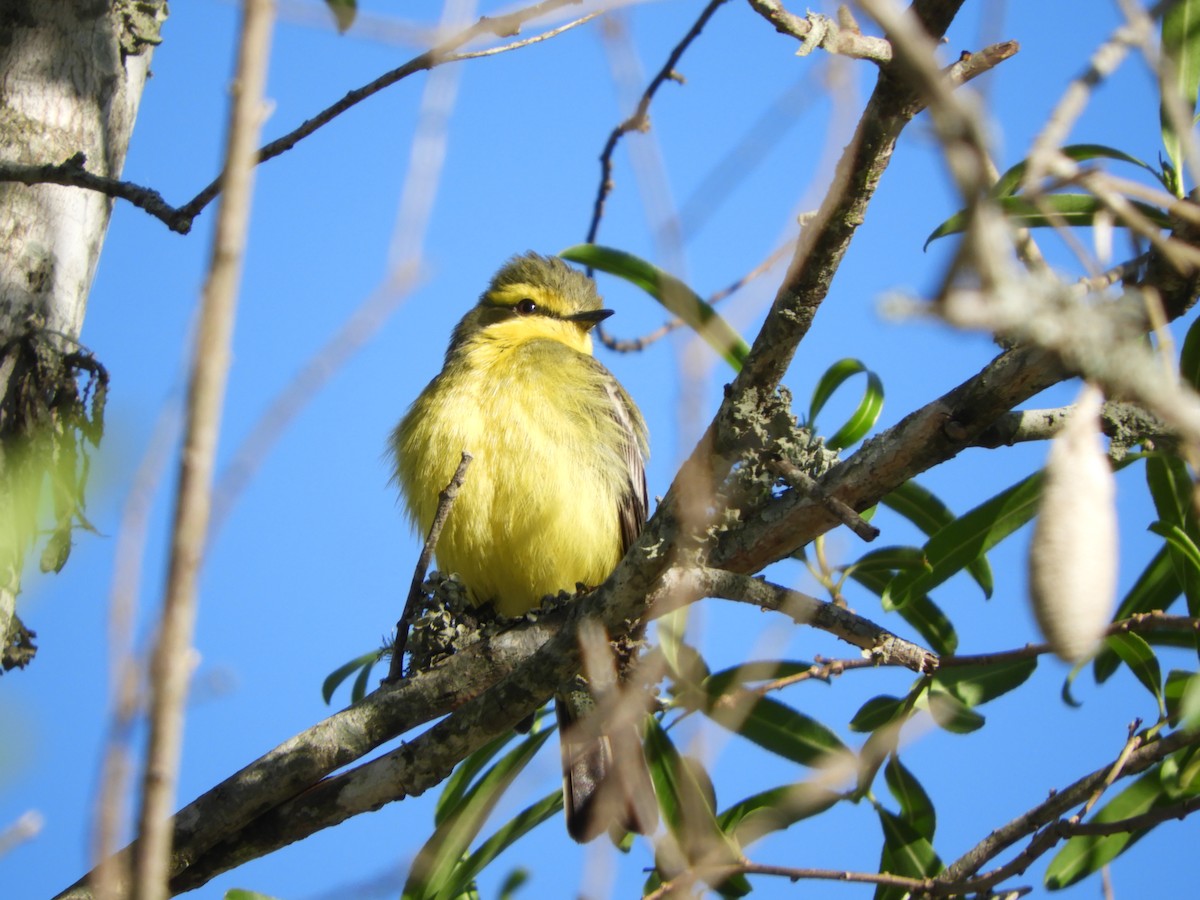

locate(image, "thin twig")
[[387, 452, 473, 682], [744, 0, 893, 61], [132, 3, 275, 899], [768, 457, 879, 541], [584, 0, 731, 247]]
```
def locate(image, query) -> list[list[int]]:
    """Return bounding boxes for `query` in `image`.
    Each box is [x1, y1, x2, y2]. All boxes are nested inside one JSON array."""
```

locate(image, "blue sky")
[[2, 1, 1194, 898]]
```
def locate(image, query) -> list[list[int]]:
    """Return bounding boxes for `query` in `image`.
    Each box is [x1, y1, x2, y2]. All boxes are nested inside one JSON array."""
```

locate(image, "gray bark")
[[0, 0, 167, 671]]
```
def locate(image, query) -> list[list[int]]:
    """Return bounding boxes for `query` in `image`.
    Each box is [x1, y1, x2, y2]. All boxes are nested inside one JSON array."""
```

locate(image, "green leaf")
[[403, 729, 555, 900], [558, 245, 750, 370], [717, 782, 840, 845], [1180, 313, 1200, 390], [224, 892, 281, 900], [644, 719, 751, 896], [440, 792, 562, 900], [702, 659, 814, 698], [875, 808, 943, 900], [1162, 0, 1200, 194], [925, 194, 1170, 249], [991, 144, 1161, 198], [1165, 669, 1200, 727], [325, 0, 356, 33], [321, 650, 380, 705], [884, 756, 936, 840], [697, 689, 849, 766], [881, 481, 994, 598], [1094, 547, 1182, 683], [848, 545, 931, 575], [498, 869, 529, 900], [850, 695, 908, 733], [848, 569, 959, 655], [1149, 518, 1200, 629], [1045, 769, 1172, 889], [435, 731, 522, 827], [885, 472, 1043, 610], [933, 656, 1038, 708], [1104, 632, 1165, 714], [925, 689, 985, 734], [806, 358, 885, 450]]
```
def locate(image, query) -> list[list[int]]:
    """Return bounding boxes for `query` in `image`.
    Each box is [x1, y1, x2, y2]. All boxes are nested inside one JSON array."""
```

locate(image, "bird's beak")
[[566, 309, 614, 330]]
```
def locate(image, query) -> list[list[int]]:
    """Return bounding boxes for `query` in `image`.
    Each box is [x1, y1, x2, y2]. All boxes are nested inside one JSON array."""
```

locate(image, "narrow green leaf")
[[498, 869, 529, 900], [404, 729, 554, 900], [806, 358, 885, 450], [224, 892, 280, 900], [717, 782, 840, 845], [926, 689, 985, 734], [439, 792, 562, 900], [1045, 769, 1171, 889], [848, 569, 959, 655], [885, 472, 1043, 610], [702, 659, 814, 698], [992, 144, 1161, 198], [881, 481, 994, 598], [926, 195, 1170, 249], [1164, 669, 1200, 727], [1104, 633, 1165, 714], [850, 695, 908, 733], [321, 650, 380, 705], [1162, 0, 1200, 194], [884, 756, 936, 840], [698, 689, 849, 766], [875, 808, 943, 900], [848, 546, 930, 575], [558, 245, 750, 370], [644, 719, 751, 896], [1180, 314, 1200, 390], [933, 657, 1038, 708], [435, 731, 521, 827], [1094, 547, 1182, 683]]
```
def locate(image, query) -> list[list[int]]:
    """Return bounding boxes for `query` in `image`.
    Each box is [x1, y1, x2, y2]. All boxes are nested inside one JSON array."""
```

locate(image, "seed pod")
[[1028, 384, 1117, 663]]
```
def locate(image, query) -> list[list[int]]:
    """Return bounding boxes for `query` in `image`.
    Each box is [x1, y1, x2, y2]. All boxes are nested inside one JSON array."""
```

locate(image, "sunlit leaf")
[[224, 891, 280, 900], [848, 546, 931, 575], [807, 358, 885, 450], [885, 756, 936, 840], [644, 719, 751, 896], [1165, 669, 1200, 728], [558, 244, 750, 370], [926, 194, 1169, 248], [991, 144, 1161, 198], [884, 472, 1043, 610], [881, 481, 994, 598], [933, 656, 1037, 707], [440, 792, 562, 900], [1094, 547, 1182, 683], [1104, 632, 1165, 714], [1045, 769, 1171, 889], [717, 782, 841, 845], [321, 650, 380, 705], [697, 689, 849, 767], [849, 695, 908, 733], [925, 689, 985, 734], [875, 808, 942, 900], [404, 729, 554, 900], [1162, 0, 1200, 195]]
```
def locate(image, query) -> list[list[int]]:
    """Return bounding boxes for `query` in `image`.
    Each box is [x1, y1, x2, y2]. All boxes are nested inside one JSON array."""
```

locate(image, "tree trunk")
[[0, 0, 168, 671]]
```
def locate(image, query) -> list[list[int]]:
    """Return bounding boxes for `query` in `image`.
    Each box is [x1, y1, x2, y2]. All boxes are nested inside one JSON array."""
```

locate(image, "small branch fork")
[[0, 0, 593, 235]]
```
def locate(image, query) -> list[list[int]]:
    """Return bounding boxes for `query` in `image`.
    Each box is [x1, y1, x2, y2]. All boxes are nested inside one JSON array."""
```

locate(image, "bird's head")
[[448, 253, 613, 357]]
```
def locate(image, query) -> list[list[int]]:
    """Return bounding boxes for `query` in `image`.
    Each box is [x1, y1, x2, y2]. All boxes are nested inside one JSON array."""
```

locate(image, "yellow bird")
[[391, 252, 657, 841]]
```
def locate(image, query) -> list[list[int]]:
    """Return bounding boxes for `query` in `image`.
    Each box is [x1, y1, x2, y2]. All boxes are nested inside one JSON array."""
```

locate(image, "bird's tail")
[[556, 681, 658, 843]]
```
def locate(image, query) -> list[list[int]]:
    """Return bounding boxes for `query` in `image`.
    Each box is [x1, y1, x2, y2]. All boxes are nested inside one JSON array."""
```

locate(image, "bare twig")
[[694, 567, 938, 673], [584, 0, 731, 247], [132, 3, 275, 899], [768, 457, 879, 541], [387, 451, 473, 682], [0, 0, 592, 234], [744, 0, 893, 62]]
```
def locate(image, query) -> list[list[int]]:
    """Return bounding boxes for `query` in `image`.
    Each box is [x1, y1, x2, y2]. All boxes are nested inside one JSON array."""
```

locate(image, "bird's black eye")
[[515, 298, 538, 315]]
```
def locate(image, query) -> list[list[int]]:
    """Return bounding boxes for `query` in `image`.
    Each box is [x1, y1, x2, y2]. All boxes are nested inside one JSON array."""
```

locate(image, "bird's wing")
[[591, 361, 649, 554]]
